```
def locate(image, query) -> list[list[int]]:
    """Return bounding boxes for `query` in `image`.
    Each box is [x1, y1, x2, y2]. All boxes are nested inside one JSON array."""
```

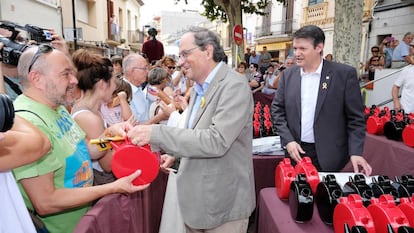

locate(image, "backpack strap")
[[3, 76, 22, 95]]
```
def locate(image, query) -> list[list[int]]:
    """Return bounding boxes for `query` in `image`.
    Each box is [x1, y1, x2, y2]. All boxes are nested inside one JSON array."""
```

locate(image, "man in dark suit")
[[271, 25, 372, 175]]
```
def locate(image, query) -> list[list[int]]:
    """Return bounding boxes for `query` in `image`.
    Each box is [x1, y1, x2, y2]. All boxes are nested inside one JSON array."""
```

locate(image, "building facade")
[[0, 0, 62, 39], [60, 0, 144, 56]]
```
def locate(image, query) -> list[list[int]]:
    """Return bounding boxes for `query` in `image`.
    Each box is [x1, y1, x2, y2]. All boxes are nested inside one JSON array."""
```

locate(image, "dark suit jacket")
[[271, 60, 366, 171]]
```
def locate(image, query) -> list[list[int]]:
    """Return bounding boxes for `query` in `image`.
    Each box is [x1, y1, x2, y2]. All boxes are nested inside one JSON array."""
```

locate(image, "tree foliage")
[[175, 0, 286, 66], [176, 0, 285, 23]]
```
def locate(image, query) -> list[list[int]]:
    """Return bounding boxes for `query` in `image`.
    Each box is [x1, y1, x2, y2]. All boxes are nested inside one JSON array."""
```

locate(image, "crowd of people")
[[0, 20, 412, 233]]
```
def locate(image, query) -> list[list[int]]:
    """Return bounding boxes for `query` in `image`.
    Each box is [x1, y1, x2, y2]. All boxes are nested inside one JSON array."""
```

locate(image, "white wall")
[[365, 69, 401, 109], [369, 5, 414, 55], [0, 0, 62, 35]]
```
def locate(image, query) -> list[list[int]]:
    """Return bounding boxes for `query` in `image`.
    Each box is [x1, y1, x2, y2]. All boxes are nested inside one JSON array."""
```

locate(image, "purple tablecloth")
[[74, 155, 282, 233], [73, 134, 414, 233], [73, 171, 169, 233], [342, 133, 414, 177], [257, 188, 334, 233], [252, 155, 284, 199], [253, 92, 275, 107]]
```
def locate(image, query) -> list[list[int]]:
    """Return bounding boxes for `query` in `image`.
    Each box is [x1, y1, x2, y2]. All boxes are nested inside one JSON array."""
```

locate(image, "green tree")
[[176, 0, 285, 66]]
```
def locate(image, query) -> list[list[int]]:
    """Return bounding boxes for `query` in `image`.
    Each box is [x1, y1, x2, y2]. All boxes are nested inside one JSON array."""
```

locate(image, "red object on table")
[[367, 194, 409, 233], [294, 157, 320, 194], [366, 114, 390, 135], [398, 196, 414, 227], [110, 139, 159, 185], [402, 124, 414, 147], [333, 194, 375, 233], [275, 158, 296, 200], [258, 187, 333, 233]]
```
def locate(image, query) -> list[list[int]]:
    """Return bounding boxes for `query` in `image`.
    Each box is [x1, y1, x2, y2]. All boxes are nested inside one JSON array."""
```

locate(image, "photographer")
[[272, 56, 296, 89], [1, 21, 69, 100]]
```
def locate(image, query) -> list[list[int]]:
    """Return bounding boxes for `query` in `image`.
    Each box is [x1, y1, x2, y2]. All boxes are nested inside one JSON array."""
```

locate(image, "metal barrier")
[[360, 65, 413, 89], [359, 65, 412, 107]]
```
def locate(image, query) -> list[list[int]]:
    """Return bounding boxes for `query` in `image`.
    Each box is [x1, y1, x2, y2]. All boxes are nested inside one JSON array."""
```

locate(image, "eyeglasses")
[[179, 46, 199, 60], [28, 44, 54, 72], [167, 66, 176, 70], [132, 66, 148, 71], [372, 50, 379, 53], [372, 59, 379, 62]]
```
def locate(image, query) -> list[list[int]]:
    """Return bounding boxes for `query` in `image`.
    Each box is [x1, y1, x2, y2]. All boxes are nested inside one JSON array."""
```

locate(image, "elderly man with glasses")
[[114, 26, 256, 233], [12, 45, 149, 233], [122, 54, 170, 124], [392, 32, 414, 68]]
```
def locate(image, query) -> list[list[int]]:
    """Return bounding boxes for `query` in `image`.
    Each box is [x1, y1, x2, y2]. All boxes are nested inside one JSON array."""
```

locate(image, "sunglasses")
[[167, 66, 176, 70], [28, 44, 54, 72]]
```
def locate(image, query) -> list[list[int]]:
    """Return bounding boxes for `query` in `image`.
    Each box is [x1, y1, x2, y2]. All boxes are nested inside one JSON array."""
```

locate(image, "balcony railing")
[[128, 29, 145, 44], [255, 19, 297, 38], [303, 2, 328, 23]]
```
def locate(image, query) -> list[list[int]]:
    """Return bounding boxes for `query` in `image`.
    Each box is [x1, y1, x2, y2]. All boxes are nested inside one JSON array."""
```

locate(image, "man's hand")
[[50, 29, 69, 55], [286, 141, 305, 162], [104, 121, 134, 137], [350, 155, 372, 176], [128, 125, 152, 146], [393, 101, 402, 112], [160, 154, 176, 173]]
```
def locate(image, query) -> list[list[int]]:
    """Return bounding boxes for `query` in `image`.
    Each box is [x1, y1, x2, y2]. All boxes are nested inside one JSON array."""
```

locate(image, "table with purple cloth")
[[255, 133, 414, 233], [73, 154, 283, 233], [253, 92, 275, 107], [73, 171, 169, 233], [342, 133, 414, 177], [257, 187, 334, 233], [252, 154, 284, 199]]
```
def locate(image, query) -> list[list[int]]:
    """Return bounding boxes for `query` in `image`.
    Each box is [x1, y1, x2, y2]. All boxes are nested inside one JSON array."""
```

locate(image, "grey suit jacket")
[[151, 63, 256, 229], [271, 60, 366, 171]]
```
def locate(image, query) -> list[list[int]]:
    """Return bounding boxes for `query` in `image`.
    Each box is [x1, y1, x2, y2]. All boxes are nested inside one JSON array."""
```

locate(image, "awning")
[[256, 41, 291, 52]]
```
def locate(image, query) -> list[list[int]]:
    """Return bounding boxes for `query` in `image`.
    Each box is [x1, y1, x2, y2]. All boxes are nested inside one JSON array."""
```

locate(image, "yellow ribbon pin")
[[322, 82, 328, 89], [201, 96, 205, 108]]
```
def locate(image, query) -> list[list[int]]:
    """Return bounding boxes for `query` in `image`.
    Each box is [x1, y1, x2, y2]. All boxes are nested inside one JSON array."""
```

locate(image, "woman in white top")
[[70, 49, 118, 185]]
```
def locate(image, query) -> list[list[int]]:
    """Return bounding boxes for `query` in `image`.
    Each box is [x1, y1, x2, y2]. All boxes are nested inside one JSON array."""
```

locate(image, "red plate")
[[110, 139, 159, 185]]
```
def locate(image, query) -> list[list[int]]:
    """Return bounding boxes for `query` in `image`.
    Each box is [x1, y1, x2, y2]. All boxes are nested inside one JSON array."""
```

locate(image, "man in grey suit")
[[126, 27, 255, 232], [271, 25, 372, 175]]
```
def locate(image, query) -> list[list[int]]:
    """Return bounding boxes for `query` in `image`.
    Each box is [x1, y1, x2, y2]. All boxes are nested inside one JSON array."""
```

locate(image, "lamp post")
[[71, 0, 78, 50]]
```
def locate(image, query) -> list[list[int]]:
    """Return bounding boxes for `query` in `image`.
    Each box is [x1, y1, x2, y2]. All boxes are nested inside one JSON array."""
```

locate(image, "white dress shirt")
[[300, 61, 323, 143], [188, 62, 223, 128], [124, 79, 149, 123]]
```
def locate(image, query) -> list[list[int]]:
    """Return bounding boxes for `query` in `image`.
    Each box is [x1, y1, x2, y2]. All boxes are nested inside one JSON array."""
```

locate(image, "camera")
[[278, 66, 286, 71], [0, 37, 29, 66], [0, 94, 15, 132], [24, 24, 53, 43], [0, 20, 52, 66]]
